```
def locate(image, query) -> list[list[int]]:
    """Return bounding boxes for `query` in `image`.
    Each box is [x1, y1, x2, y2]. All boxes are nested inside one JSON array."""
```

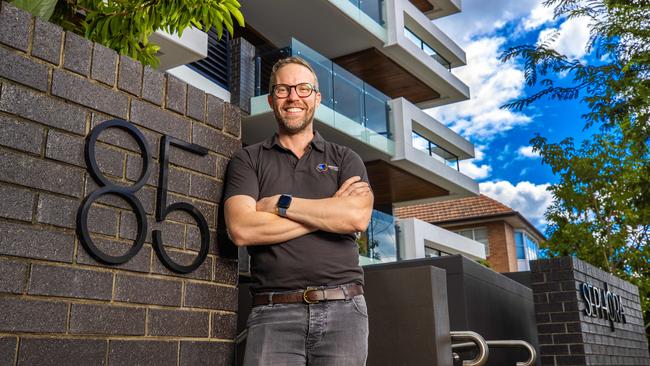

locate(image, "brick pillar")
[[229, 37, 256, 114], [0, 2, 241, 364]]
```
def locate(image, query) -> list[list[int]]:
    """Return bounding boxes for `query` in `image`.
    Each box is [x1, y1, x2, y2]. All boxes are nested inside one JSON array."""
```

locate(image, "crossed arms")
[[225, 176, 373, 246]]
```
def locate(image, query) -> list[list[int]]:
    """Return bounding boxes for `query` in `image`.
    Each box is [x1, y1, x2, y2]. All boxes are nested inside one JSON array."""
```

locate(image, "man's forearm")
[[285, 194, 373, 234]]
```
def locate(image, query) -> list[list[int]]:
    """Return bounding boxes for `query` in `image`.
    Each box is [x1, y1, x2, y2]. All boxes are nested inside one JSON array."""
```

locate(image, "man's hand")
[[334, 176, 372, 198], [256, 195, 280, 214]]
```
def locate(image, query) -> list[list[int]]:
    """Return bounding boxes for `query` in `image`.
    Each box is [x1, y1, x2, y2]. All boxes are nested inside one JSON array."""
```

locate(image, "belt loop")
[[268, 292, 274, 306], [341, 285, 350, 300]]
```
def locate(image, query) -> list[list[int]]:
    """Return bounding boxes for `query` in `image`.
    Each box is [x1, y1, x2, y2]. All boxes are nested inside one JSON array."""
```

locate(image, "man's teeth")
[[286, 108, 303, 112]]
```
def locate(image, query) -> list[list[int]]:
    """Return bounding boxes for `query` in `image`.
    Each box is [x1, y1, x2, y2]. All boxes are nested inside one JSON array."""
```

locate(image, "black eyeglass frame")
[[271, 83, 319, 98]]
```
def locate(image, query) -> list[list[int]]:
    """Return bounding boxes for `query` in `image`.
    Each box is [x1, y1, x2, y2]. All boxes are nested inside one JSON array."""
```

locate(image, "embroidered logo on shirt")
[[316, 163, 339, 173]]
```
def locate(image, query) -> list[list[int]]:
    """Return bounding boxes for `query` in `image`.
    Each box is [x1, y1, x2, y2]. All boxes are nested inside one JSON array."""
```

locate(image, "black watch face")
[[278, 195, 292, 208]]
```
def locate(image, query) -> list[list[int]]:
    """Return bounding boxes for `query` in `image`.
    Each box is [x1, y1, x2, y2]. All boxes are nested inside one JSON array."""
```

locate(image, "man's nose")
[[286, 86, 301, 101]]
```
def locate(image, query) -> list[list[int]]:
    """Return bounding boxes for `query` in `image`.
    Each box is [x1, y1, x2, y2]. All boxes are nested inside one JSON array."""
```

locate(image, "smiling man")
[[223, 57, 374, 365]]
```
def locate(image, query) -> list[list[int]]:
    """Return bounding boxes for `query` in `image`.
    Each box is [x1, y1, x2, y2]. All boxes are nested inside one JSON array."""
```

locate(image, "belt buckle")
[[303, 287, 320, 304]]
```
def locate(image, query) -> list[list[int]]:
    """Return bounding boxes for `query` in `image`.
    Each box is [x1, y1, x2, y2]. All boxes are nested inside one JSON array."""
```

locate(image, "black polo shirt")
[[223, 131, 368, 292]]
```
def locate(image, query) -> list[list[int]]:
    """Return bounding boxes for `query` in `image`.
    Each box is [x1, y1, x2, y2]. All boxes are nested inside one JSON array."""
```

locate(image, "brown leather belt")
[[252, 284, 364, 306]]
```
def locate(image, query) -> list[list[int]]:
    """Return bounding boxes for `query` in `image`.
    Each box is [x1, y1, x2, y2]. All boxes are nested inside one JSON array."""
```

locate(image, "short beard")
[[273, 107, 315, 135]]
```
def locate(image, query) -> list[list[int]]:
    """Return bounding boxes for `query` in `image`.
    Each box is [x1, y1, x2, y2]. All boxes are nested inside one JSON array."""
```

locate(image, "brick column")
[[229, 37, 256, 114], [0, 2, 240, 364]]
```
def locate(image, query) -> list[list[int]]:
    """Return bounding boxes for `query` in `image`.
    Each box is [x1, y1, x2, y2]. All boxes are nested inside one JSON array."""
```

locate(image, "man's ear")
[[267, 94, 273, 107], [315, 91, 321, 107]]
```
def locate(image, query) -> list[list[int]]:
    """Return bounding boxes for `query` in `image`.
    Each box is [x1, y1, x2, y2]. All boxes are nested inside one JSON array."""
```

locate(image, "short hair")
[[269, 56, 319, 91]]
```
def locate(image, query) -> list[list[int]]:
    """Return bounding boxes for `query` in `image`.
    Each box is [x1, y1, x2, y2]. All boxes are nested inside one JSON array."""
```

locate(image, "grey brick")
[[206, 94, 224, 130], [0, 297, 67, 332], [70, 303, 146, 335], [0, 148, 84, 197], [187, 85, 206, 121], [28, 264, 113, 300], [108, 340, 177, 366], [0, 220, 74, 262], [18, 338, 106, 366], [148, 309, 209, 337], [224, 103, 241, 137], [36, 194, 77, 230], [91, 113, 160, 158], [119, 211, 185, 249], [0, 337, 17, 366], [114, 274, 182, 306], [85, 176, 156, 214], [63, 32, 93, 76], [95, 145, 126, 178], [184, 282, 237, 311], [212, 313, 237, 339], [164, 193, 217, 227], [0, 183, 35, 221], [142, 66, 165, 105], [0, 83, 86, 135], [77, 237, 152, 273], [169, 144, 217, 176], [186, 226, 218, 254], [125, 156, 190, 194], [0, 115, 45, 154], [130, 99, 191, 141], [91, 43, 118, 86], [0, 47, 49, 91], [0, 259, 28, 293], [192, 123, 241, 158], [117, 55, 143, 95], [166, 76, 187, 114], [151, 248, 213, 280], [0, 2, 32, 51], [213, 257, 238, 285], [32, 17, 63, 64], [45, 130, 84, 165], [52, 69, 128, 118], [215, 155, 228, 181], [180, 341, 233, 366], [189, 173, 222, 202]]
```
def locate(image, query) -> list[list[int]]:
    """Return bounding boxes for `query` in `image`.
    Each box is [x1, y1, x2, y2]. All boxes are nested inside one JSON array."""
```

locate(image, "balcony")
[[398, 218, 486, 260], [358, 210, 399, 265], [408, 0, 461, 19], [241, 0, 468, 107], [245, 39, 478, 205]]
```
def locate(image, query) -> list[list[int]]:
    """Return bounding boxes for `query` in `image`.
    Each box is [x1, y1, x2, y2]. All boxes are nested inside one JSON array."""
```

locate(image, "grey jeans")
[[243, 294, 369, 366]]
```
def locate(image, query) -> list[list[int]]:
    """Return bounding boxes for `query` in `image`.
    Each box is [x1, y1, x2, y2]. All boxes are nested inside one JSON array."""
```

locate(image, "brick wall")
[[531, 257, 650, 366], [0, 2, 240, 364], [440, 220, 517, 272]]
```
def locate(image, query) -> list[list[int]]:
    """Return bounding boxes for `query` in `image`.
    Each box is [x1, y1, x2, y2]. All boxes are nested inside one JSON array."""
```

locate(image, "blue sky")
[[428, 0, 599, 232]]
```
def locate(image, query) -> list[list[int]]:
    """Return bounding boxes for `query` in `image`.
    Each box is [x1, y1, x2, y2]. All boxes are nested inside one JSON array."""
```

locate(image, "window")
[[412, 131, 459, 170], [515, 230, 539, 271], [425, 247, 449, 258], [455, 227, 489, 256]]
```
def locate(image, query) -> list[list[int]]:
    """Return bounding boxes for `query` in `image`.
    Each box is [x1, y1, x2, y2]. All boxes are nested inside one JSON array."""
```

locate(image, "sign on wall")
[[76, 119, 210, 273], [580, 282, 627, 331]]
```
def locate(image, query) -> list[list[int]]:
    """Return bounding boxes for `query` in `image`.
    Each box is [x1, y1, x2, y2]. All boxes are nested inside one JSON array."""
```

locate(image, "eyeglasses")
[[271, 83, 318, 98]]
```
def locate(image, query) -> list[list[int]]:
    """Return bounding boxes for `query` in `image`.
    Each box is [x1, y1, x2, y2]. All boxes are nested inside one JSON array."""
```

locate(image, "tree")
[[500, 0, 649, 338], [10, 0, 244, 67]]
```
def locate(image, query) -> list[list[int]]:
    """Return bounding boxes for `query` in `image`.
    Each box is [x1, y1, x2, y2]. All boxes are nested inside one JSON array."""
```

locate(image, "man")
[[223, 56, 374, 365]]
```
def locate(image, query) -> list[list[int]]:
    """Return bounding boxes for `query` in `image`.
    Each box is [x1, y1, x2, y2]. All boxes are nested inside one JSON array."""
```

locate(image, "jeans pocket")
[[246, 305, 268, 326], [351, 295, 369, 318]]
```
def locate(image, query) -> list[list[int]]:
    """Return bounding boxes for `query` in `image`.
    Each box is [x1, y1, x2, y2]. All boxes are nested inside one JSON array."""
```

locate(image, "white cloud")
[[521, 3, 555, 31], [517, 146, 540, 158], [479, 180, 553, 228], [537, 17, 592, 60], [460, 145, 491, 180], [434, 0, 543, 45], [427, 37, 531, 139]]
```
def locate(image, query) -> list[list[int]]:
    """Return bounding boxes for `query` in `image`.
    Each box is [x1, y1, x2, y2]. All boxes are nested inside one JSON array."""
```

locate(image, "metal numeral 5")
[[76, 119, 210, 274]]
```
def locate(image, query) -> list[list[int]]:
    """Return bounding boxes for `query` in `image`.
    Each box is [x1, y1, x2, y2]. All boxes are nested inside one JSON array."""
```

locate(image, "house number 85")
[[76, 119, 210, 274]]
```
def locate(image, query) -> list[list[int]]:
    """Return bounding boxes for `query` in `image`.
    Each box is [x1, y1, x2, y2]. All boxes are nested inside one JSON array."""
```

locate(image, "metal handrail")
[[452, 339, 537, 366], [450, 331, 489, 366]]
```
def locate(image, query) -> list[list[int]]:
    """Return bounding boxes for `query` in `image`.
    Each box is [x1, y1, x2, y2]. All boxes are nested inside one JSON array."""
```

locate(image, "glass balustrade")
[[254, 38, 393, 152], [358, 209, 398, 265], [412, 131, 460, 170], [348, 0, 385, 26], [404, 27, 452, 71]]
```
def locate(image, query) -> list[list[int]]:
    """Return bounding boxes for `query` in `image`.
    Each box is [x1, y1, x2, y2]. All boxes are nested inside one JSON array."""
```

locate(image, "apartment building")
[[155, 0, 486, 265], [395, 194, 545, 272]]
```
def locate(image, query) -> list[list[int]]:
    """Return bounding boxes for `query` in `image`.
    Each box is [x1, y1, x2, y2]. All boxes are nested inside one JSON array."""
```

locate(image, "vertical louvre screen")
[[187, 28, 230, 90]]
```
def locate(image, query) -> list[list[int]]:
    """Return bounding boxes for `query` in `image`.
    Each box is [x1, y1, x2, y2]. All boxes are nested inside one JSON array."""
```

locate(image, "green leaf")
[[10, 0, 57, 20]]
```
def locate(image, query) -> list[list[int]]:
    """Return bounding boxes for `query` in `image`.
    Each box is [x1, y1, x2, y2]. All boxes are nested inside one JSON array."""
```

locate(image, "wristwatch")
[[277, 194, 292, 217]]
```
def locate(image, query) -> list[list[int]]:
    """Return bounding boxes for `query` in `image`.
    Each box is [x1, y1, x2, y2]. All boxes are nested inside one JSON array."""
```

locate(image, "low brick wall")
[[531, 257, 650, 366], [0, 2, 240, 364]]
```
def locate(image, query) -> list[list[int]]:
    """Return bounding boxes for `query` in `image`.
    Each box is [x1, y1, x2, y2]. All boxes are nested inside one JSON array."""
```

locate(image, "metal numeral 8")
[[76, 119, 210, 273]]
